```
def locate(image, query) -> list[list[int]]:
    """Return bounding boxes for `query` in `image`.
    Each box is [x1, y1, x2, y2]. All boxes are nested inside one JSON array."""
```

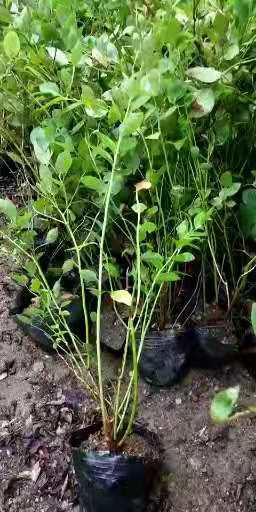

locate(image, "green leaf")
[[55, 151, 72, 175], [120, 113, 144, 137], [25, 260, 36, 276], [156, 272, 181, 283], [53, 279, 61, 298], [30, 127, 51, 165], [46, 46, 69, 66], [187, 67, 222, 83], [46, 227, 58, 244], [211, 386, 240, 424], [213, 12, 229, 37], [16, 212, 32, 228], [251, 303, 256, 335], [98, 133, 116, 154], [71, 41, 83, 67], [84, 99, 108, 119], [175, 252, 195, 263], [242, 189, 256, 206], [194, 210, 211, 229], [80, 269, 98, 284], [110, 289, 132, 307], [39, 165, 52, 193], [220, 172, 233, 188], [139, 221, 157, 241], [224, 44, 239, 61], [140, 69, 161, 97], [145, 132, 160, 140], [104, 261, 120, 278], [39, 82, 60, 97], [221, 182, 241, 199], [90, 311, 97, 322], [0, 198, 17, 221], [12, 273, 29, 285], [30, 278, 41, 293], [108, 103, 121, 125], [62, 259, 74, 274], [81, 176, 104, 193], [142, 251, 164, 269], [4, 31, 20, 59], [177, 220, 188, 239], [146, 206, 158, 217], [190, 89, 215, 118], [132, 203, 147, 214]]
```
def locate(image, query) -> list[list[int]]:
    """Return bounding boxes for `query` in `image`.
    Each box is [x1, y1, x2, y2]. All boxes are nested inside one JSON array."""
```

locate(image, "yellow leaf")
[[135, 180, 152, 192], [110, 289, 132, 307]]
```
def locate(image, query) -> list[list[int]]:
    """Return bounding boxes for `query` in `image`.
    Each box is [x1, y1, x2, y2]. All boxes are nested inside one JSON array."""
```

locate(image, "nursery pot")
[[71, 422, 160, 512], [189, 323, 234, 369], [139, 328, 191, 387], [14, 315, 56, 353]]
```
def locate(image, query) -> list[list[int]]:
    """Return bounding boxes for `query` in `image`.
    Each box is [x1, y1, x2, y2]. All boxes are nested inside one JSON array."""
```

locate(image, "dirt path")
[[1, 259, 256, 511]]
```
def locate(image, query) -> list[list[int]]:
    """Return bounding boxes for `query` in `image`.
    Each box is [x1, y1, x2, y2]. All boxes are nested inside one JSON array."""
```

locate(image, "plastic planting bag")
[[71, 423, 160, 512]]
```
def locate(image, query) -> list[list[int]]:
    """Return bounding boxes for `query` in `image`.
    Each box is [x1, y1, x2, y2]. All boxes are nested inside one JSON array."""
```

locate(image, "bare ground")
[[1, 258, 256, 512]]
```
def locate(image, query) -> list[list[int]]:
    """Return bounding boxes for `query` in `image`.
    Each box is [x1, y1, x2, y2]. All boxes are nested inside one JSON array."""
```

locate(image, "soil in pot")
[[71, 422, 161, 512]]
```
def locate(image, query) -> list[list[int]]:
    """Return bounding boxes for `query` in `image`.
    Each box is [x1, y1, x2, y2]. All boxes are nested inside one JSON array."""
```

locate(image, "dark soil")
[[1, 257, 256, 511], [79, 426, 160, 462]]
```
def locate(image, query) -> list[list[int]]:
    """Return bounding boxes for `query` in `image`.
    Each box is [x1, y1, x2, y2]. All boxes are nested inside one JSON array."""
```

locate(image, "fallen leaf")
[[31, 461, 41, 483]]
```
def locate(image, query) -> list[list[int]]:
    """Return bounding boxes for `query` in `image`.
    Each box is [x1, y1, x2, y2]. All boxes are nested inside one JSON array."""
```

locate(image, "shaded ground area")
[[1, 259, 256, 511]]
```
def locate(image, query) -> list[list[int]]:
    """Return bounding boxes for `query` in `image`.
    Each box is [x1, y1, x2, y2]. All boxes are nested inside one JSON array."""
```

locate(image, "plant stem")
[[118, 320, 138, 446], [96, 104, 131, 436]]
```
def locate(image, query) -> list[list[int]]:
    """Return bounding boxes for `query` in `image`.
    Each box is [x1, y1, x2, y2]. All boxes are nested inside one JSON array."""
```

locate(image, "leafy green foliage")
[[1, 0, 256, 443], [211, 386, 240, 424]]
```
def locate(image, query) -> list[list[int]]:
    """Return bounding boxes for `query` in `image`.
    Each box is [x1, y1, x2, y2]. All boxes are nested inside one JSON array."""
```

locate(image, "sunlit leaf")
[[55, 151, 72, 175], [85, 99, 108, 118], [135, 180, 152, 192], [224, 44, 239, 61], [46, 46, 69, 66], [145, 132, 160, 140], [46, 227, 58, 244], [30, 127, 51, 165], [30, 278, 41, 293], [190, 89, 215, 118], [39, 82, 60, 97], [187, 66, 221, 83], [177, 220, 188, 239], [175, 252, 195, 263], [4, 31, 20, 59], [62, 259, 74, 274], [110, 289, 132, 306], [132, 203, 147, 214]]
